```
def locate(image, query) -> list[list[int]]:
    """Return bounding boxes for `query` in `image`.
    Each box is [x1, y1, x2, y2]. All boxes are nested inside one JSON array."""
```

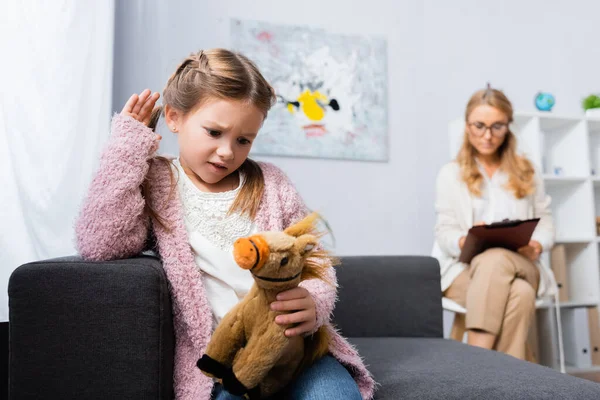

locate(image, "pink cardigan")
[[75, 114, 375, 400]]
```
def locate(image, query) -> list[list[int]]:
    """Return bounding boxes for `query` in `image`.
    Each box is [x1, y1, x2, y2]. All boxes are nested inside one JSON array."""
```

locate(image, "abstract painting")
[[231, 19, 388, 161]]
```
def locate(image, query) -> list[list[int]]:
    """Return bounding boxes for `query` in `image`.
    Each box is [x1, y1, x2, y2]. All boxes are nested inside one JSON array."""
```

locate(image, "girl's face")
[[466, 105, 509, 159], [166, 98, 264, 191]]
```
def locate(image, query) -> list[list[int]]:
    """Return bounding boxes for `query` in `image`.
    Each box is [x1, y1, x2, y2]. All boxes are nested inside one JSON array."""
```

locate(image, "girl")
[[431, 87, 555, 360], [75, 49, 374, 399]]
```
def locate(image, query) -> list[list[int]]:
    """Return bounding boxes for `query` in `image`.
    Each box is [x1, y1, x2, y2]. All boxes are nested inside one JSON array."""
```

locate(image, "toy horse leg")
[[197, 306, 245, 379], [232, 324, 289, 393]]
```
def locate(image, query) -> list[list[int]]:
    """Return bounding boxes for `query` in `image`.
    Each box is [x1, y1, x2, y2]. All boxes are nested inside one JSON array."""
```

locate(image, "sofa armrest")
[[8, 255, 174, 399], [332, 256, 443, 338]]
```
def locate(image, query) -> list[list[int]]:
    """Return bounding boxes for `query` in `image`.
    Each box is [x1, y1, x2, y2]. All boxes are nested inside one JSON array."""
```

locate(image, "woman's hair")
[[143, 49, 276, 228], [456, 87, 535, 199]]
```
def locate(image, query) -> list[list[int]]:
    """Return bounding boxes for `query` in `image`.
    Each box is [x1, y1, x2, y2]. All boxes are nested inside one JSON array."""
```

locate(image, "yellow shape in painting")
[[287, 103, 296, 114], [297, 90, 328, 121]]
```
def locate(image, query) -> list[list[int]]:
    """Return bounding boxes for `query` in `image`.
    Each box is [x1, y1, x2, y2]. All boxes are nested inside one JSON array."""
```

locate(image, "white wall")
[[113, 0, 600, 257]]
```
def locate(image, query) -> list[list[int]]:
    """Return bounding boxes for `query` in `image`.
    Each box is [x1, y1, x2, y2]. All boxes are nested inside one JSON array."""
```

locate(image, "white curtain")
[[0, 1, 115, 321]]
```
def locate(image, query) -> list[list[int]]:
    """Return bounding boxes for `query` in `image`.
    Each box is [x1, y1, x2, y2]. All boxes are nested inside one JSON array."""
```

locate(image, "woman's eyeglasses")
[[468, 121, 509, 137]]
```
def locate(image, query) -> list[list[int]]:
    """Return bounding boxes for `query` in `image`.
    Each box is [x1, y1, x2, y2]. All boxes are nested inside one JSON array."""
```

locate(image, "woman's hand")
[[270, 287, 316, 337], [518, 240, 542, 262], [459, 221, 486, 249], [121, 89, 161, 138]]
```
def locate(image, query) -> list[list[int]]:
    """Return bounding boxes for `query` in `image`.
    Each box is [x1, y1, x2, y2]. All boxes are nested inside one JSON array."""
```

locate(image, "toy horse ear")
[[296, 234, 318, 256], [284, 212, 319, 237]]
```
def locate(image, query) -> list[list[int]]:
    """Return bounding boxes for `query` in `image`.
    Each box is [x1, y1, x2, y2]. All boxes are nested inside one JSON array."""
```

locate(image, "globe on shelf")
[[535, 92, 555, 112]]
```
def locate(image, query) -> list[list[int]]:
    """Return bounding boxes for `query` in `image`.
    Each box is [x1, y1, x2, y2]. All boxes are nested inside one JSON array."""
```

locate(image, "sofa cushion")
[[335, 256, 443, 338], [9, 256, 174, 399], [351, 337, 600, 400]]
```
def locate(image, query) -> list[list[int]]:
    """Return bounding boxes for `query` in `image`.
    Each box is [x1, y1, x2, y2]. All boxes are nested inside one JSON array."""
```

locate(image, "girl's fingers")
[[271, 298, 311, 312], [140, 93, 160, 123], [285, 321, 313, 337], [132, 89, 151, 116], [121, 93, 138, 114], [275, 310, 312, 325], [121, 90, 161, 127], [276, 287, 309, 301]]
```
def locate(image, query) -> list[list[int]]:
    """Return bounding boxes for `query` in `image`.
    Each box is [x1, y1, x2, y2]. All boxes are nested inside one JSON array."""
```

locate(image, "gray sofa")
[[8, 255, 600, 399]]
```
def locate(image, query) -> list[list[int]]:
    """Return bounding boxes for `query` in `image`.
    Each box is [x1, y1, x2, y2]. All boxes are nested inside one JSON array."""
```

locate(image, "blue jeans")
[[211, 355, 362, 400]]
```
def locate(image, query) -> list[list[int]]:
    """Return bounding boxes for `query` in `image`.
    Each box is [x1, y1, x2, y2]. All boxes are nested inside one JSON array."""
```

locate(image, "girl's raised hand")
[[121, 89, 161, 131]]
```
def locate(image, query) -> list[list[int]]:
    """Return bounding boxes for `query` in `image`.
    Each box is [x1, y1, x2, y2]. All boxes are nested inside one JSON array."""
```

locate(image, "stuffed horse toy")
[[197, 212, 335, 399]]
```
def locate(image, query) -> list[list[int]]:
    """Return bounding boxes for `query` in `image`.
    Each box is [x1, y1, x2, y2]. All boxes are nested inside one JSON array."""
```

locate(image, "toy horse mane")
[[284, 212, 338, 284]]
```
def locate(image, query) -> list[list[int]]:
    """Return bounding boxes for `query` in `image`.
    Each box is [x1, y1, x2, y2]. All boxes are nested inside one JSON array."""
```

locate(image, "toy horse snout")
[[233, 235, 270, 271]]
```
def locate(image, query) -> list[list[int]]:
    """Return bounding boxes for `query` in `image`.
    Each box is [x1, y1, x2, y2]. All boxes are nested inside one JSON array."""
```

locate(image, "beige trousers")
[[444, 248, 540, 360]]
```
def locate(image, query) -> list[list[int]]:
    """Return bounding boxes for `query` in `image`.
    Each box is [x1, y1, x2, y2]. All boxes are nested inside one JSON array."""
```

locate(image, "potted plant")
[[583, 94, 600, 117]]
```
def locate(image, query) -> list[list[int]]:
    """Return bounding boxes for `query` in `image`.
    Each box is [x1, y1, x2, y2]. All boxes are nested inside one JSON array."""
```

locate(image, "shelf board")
[[536, 300, 599, 309], [555, 237, 594, 244], [515, 111, 582, 120], [566, 365, 600, 374], [543, 175, 588, 183], [512, 112, 582, 133]]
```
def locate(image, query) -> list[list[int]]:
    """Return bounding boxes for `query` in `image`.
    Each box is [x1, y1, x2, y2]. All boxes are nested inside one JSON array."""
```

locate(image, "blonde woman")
[[432, 87, 556, 359]]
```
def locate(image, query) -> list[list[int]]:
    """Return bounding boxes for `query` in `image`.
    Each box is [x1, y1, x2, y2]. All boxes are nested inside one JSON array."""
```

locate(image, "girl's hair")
[[456, 87, 535, 199], [143, 49, 276, 228]]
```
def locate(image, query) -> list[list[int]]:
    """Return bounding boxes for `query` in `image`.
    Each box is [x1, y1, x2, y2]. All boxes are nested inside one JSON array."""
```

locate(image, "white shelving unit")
[[448, 112, 600, 373]]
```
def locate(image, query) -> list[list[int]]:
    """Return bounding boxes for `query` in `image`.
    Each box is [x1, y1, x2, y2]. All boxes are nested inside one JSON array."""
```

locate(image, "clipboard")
[[458, 218, 540, 264]]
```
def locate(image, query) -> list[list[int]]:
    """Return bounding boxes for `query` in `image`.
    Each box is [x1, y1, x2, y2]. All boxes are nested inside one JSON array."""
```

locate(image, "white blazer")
[[431, 161, 556, 298]]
